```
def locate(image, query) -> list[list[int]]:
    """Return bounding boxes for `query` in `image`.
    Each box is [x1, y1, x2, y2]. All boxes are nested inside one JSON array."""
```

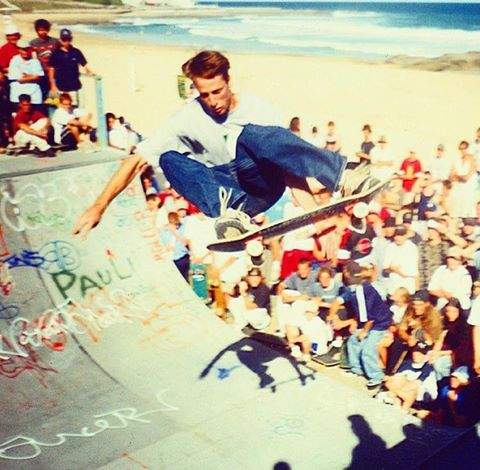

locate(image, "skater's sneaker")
[[215, 187, 257, 239], [366, 378, 383, 389], [290, 345, 302, 359], [335, 163, 380, 198], [312, 345, 341, 366]]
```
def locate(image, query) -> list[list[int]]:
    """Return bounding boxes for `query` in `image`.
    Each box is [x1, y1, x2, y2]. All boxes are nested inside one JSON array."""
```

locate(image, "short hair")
[[362, 124, 372, 132], [312, 126, 318, 133], [59, 92, 72, 103], [167, 211, 180, 225], [105, 112, 115, 120], [18, 94, 31, 103], [318, 267, 333, 278], [34, 19, 51, 31], [297, 258, 311, 267], [327, 121, 335, 126], [182, 50, 230, 81], [146, 193, 159, 203], [459, 140, 469, 149]]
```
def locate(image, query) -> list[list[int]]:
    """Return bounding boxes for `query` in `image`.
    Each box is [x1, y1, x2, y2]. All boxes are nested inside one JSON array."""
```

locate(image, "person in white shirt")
[[428, 246, 472, 311], [106, 112, 140, 153], [428, 144, 452, 193], [73, 50, 375, 240], [51, 93, 92, 147], [471, 127, 480, 171], [8, 40, 43, 105], [370, 135, 395, 179], [383, 226, 419, 294]]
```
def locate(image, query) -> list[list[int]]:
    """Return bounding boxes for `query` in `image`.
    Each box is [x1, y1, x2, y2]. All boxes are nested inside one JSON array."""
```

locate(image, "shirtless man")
[[73, 51, 376, 239]]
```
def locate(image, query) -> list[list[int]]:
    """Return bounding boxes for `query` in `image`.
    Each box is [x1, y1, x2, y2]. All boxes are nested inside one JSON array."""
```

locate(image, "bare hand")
[[357, 329, 367, 341], [72, 204, 104, 239]]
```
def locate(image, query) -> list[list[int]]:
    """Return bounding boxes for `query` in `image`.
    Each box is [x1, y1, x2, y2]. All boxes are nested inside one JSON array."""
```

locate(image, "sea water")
[[75, 2, 480, 59]]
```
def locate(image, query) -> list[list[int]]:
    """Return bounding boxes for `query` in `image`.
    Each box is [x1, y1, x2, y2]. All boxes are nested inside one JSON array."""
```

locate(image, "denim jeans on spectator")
[[160, 124, 347, 218], [174, 254, 190, 282], [347, 329, 386, 381]]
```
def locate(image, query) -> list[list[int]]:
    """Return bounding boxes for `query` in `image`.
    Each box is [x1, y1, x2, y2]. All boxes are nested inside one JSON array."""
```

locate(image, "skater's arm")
[[73, 155, 147, 237]]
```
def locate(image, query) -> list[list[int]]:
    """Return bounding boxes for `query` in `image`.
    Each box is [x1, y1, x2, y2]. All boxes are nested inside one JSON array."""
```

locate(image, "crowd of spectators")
[[0, 19, 96, 156], [143, 115, 480, 426]]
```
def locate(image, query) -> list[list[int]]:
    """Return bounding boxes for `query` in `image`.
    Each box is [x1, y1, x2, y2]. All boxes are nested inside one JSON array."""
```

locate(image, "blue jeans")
[[159, 124, 346, 218], [347, 329, 386, 382]]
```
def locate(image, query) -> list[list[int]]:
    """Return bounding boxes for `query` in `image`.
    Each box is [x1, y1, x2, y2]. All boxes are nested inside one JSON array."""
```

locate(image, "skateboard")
[[207, 178, 390, 253]]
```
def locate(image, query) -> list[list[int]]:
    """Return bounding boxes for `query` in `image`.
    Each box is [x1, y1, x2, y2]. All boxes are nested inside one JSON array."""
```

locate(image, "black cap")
[[402, 213, 413, 224], [60, 28, 72, 40], [247, 267, 262, 277], [411, 290, 430, 302], [343, 261, 363, 279], [394, 226, 407, 236]]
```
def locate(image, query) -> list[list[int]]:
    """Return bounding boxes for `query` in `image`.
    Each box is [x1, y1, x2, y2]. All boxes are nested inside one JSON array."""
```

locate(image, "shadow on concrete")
[[346, 413, 480, 470], [199, 334, 314, 391]]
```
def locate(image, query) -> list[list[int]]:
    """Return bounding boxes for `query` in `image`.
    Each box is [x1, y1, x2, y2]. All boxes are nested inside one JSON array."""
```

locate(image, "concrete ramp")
[[0, 155, 466, 469]]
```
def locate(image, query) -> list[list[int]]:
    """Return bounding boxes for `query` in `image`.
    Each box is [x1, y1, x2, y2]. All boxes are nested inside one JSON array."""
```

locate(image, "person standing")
[[0, 23, 21, 73], [49, 28, 94, 97], [29, 18, 59, 99]]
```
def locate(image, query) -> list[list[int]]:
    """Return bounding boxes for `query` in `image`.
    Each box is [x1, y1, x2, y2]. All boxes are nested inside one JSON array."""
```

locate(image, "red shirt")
[[400, 158, 422, 191], [0, 43, 19, 72], [13, 109, 46, 134]]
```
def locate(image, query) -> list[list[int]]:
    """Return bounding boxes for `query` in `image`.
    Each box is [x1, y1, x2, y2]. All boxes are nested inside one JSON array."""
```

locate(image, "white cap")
[[17, 39, 30, 49], [246, 239, 263, 257], [5, 23, 19, 35], [352, 202, 369, 219]]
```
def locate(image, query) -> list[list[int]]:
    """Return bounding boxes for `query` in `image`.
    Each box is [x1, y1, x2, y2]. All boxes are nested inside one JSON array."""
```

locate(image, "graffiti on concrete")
[[0, 390, 178, 461]]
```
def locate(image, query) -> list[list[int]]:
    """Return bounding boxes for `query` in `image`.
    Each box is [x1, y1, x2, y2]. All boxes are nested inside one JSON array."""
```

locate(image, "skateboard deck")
[[207, 178, 390, 252]]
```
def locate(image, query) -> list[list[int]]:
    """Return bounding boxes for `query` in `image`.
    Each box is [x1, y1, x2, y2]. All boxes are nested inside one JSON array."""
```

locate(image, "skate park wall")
[[0, 155, 468, 469]]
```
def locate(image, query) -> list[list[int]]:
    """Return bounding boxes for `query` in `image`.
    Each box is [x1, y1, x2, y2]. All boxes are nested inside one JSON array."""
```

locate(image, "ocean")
[[76, 2, 480, 59]]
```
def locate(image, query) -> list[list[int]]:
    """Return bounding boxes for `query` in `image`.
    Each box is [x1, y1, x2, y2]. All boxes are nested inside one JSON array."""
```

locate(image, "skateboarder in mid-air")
[[73, 50, 379, 241]]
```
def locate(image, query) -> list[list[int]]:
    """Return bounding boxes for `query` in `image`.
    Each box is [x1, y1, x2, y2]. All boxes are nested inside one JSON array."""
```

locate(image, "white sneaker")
[[290, 345, 302, 359], [214, 187, 257, 239], [335, 163, 380, 199]]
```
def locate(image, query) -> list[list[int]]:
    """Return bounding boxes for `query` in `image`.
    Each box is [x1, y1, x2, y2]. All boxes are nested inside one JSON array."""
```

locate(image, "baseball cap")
[[246, 239, 263, 258], [427, 219, 440, 231], [60, 28, 73, 40], [437, 144, 445, 151], [402, 213, 413, 224], [4, 24, 20, 36], [411, 290, 430, 302], [175, 199, 189, 211], [353, 202, 369, 219], [447, 246, 463, 260], [17, 39, 31, 49], [394, 226, 407, 236], [343, 261, 362, 279], [451, 366, 470, 383]]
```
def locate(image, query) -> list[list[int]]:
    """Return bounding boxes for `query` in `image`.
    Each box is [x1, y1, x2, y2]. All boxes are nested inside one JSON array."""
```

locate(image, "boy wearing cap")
[[0, 23, 21, 73], [8, 40, 44, 105], [49, 28, 94, 95], [329, 261, 392, 388]]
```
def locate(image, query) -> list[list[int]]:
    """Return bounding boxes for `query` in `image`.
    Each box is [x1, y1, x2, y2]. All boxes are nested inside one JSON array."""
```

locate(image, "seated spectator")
[[330, 261, 392, 389], [355, 124, 375, 164], [0, 69, 10, 148], [51, 93, 93, 149], [383, 226, 419, 294], [145, 193, 168, 228], [400, 151, 422, 192], [467, 280, 480, 375], [370, 135, 394, 179], [0, 23, 21, 73], [381, 175, 405, 212], [12, 94, 53, 157], [428, 246, 472, 311], [106, 112, 140, 153], [49, 28, 94, 96], [428, 144, 451, 193], [306, 126, 323, 147], [29, 18, 59, 100], [324, 120, 341, 153], [8, 39, 44, 106], [432, 298, 473, 380], [417, 220, 450, 289], [384, 342, 438, 415], [159, 211, 190, 281], [228, 268, 271, 330]]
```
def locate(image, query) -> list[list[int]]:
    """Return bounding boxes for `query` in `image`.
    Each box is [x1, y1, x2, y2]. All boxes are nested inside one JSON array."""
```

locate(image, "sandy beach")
[[11, 10, 480, 163]]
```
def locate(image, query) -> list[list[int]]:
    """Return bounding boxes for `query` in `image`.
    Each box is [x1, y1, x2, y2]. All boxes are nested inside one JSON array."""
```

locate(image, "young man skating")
[[73, 51, 376, 240]]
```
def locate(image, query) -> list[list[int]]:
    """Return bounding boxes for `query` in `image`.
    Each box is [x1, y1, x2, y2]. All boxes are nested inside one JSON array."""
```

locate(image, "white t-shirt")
[[428, 156, 452, 181], [51, 107, 87, 143], [8, 55, 44, 104], [182, 214, 216, 261], [383, 240, 419, 294], [468, 296, 480, 326], [109, 122, 139, 151], [136, 93, 283, 168], [428, 265, 472, 310]]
